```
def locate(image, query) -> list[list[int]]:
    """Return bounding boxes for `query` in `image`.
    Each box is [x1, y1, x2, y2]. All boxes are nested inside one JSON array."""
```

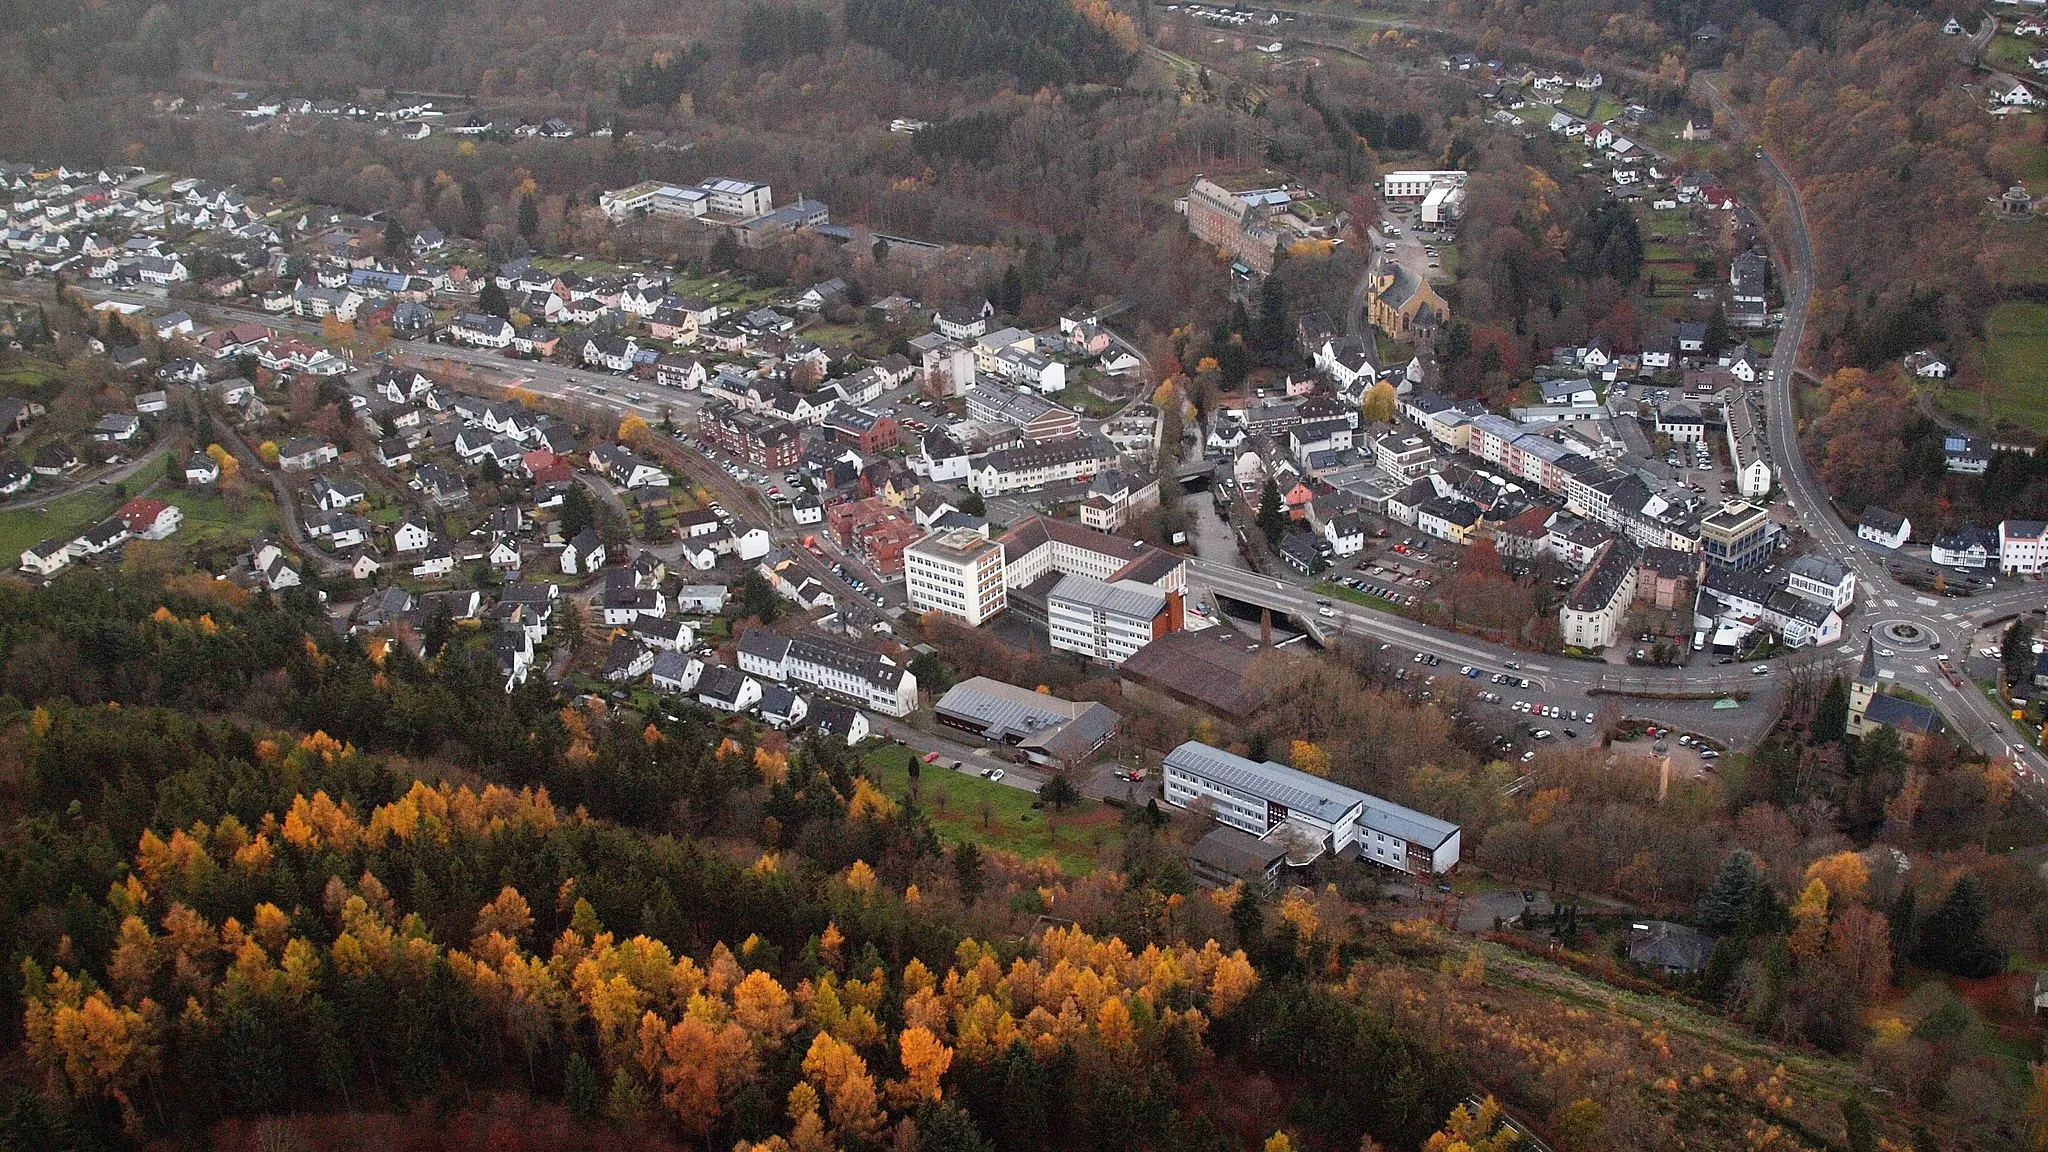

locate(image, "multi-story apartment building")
[[1183, 177, 1282, 275], [697, 403, 803, 469], [2000, 519, 2047, 575], [905, 528, 1009, 626], [1558, 538, 1641, 650], [1046, 573, 1182, 665], [735, 630, 918, 716], [967, 437, 1120, 496]]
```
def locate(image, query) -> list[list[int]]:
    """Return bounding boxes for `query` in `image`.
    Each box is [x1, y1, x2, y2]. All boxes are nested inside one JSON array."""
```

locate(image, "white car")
[[988, 769, 1004, 782], [1751, 664, 1772, 675]]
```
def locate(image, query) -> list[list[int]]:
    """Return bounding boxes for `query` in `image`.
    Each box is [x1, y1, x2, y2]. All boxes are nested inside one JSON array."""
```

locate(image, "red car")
[[922, 751, 940, 764]]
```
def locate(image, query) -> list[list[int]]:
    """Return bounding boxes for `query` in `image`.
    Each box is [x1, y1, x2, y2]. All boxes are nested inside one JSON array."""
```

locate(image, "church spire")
[[1858, 634, 1878, 682]]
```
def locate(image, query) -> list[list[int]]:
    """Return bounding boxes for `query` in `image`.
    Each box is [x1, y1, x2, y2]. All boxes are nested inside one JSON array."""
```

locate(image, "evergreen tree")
[[1703, 309, 1729, 356], [1257, 479, 1287, 547], [1887, 885, 1915, 985], [2003, 618, 2035, 689], [1841, 1099, 1874, 1152], [710, 231, 742, 271], [1813, 675, 1849, 742], [1217, 338, 1250, 388], [738, 570, 780, 622], [1231, 888, 1264, 952], [915, 1099, 992, 1152], [563, 1050, 602, 1119], [560, 483, 596, 538], [997, 265, 1023, 316], [382, 217, 408, 256], [478, 279, 510, 319], [1915, 874, 2002, 977], [953, 839, 985, 904], [517, 193, 540, 238], [423, 601, 455, 659], [1038, 774, 1080, 810], [1441, 319, 1471, 365], [872, 236, 890, 263], [1252, 270, 1290, 365], [1698, 851, 1760, 933]]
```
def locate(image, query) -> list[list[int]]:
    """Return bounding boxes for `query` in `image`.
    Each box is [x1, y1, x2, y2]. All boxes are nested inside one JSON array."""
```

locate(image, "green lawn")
[[165, 488, 278, 550], [0, 486, 123, 561], [2017, 141, 2048, 190], [1981, 301, 2048, 431], [1646, 208, 1698, 235], [865, 743, 1124, 876], [1988, 34, 2036, 73], [1315, 579, 1408, 615], [0, 361, 65, 404]]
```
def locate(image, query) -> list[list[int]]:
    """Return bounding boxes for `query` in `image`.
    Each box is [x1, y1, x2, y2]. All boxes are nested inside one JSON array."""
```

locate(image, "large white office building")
[[1160, 742, 1461, 874], [904, 528, 1008, 626], [1047, 573, 1170, 665]]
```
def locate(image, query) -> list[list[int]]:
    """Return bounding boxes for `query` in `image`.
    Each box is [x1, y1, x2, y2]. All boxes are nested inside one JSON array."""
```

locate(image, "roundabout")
[[1875, 619, 1937, 650]]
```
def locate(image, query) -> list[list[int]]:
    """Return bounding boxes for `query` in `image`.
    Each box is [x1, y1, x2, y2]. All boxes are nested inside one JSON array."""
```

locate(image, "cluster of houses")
[[19, 496, 183, 578], [1189, 286, 1871, 654], [2, 165, 278, 279], [1856, 505, 2048, 576]]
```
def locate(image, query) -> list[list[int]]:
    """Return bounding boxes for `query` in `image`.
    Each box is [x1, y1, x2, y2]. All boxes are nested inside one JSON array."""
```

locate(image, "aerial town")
[[1, 0, 2046, 1147]]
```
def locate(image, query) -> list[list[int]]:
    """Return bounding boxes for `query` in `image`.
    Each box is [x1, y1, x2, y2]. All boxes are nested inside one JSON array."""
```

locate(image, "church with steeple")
[[1846, 636, 1941, 739]]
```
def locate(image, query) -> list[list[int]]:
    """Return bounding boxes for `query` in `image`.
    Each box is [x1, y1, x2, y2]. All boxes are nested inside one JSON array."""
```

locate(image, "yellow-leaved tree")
[[1290, 740, 1331, 778], [1360, 380, 1399, 423], [1787, 876, 1831, 961], [802, 1030, 887, 1146], [1425, 1097, 1521, 1152], [886, 1025, 954, 1107]]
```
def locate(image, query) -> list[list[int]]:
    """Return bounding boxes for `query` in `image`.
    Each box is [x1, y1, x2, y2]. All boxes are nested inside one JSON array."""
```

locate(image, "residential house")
[[1857, 507, 1911, 550]]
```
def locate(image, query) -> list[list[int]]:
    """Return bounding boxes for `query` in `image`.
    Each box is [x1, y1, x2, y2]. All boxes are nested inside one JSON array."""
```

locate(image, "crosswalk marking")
[[1883, 598, 1898, 607], [1915, 596, 1938, 607]]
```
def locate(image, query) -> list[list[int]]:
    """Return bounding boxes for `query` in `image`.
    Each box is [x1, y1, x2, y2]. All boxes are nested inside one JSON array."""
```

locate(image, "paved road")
[[0, 439, 175, 513], [1701, 76, 2048, 769], [24, 212, 2042, 765]]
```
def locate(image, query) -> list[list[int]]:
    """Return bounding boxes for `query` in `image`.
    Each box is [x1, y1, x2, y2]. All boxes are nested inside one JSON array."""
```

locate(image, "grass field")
[[1981, 301, 2048, 431], [0, 486, 123, 561], [1988, 34, 2037, 72], [165, 489, 278, 550], [865, 743, 1124, 876], [0, 361, 66, 404]]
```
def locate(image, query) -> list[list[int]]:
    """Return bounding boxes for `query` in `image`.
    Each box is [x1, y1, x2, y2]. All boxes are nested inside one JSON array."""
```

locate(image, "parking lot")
[[1375, 209, 1454, 286]]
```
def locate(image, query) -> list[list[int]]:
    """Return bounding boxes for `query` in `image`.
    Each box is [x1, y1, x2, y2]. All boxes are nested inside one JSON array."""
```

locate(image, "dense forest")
[[0, 567, 1503, 1150], [845, 0, 1139, 91], [1802, 365, 2048, 529], [0, 560, 2028, 1148]]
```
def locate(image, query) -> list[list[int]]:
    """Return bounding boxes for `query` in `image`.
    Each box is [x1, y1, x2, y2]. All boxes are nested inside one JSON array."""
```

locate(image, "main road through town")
[[21, 160, 2045, 764]]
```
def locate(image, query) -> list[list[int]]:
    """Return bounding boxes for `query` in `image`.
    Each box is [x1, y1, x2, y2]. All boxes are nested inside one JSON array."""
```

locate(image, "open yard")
[[1980, 300, 2048, 431], [1988, 34, 2038, 73], [165, 488, 279, 551], [866, 743, 1124, 876], [0, 485, 124, 561]]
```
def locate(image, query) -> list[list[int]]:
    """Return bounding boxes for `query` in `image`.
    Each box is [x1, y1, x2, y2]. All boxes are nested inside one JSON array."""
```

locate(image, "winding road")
[[15, 88, 2044, 765]]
